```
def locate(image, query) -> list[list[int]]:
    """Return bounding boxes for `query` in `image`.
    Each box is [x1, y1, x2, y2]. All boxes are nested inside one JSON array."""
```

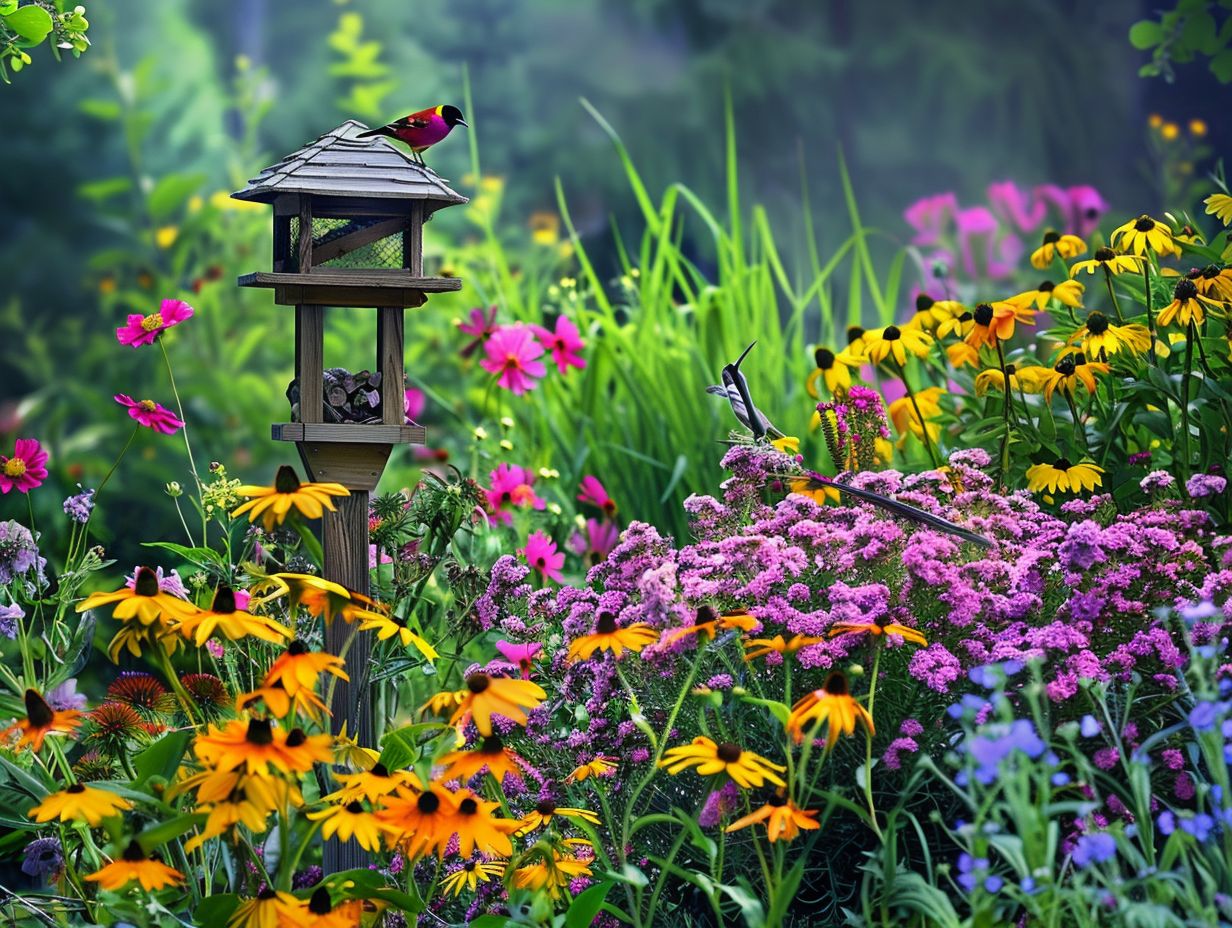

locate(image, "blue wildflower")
[[1189, 702, 1220, 732], [0, 601, 22, 639], [1072, 833, 1116, 868], [1080, 715, 1102, 737], [1180, 814, 1216, 843], [21, 836, 63, 879]]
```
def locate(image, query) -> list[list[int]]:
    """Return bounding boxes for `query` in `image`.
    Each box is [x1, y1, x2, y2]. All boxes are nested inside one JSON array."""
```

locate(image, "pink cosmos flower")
[[458, 305, 499, 358], [904, 193, 958, 247], [955, 206, 1020, 280], [0, 438, 48, 494], [114, 395, 185, 434], [1064, 185, 1108, 238], [519, 530, 564, 583], [531, 316, 586, 375], [986, 181, 1047, 235], [124, 565, 190, 599], [404, 387, 425, 424], [568, 518, 620, 566], [480, 325, 547, 395], [577, 475, 616, 517], [116, 299, 194, 348], [496, 640, 543, 679], [485, 463, 545, 525]]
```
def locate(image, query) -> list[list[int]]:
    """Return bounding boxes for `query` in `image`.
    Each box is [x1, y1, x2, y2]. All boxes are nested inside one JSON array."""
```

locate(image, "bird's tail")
[[795, 474, 994, 549], [356, 126, 394, 139]]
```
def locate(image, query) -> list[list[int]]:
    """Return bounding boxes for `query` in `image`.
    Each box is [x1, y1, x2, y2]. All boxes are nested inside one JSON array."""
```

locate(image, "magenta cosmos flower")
[[496, 640, 543, 679], [458, 305, 499, 359], [520, 530, 564, 583], [114, 395, 185, 434], [569, 518, 619, 566], [0, 438, 48, 494], [480, 325, 546, 395], [485, 463, 545, 526], [531, 316, 586, 375], [576, 475, 616, 517], [116, 299, 194, 348]]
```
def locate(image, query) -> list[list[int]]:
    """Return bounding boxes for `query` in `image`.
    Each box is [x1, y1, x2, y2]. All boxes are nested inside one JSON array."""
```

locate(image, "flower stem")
[[863, 646, 884, 840], [1179, 321, 1195, 483], [893, 359, 941, 469], [1102, 268, 1126, 324], [1142, 262, 1158, 365], [994, 341, 1013, 486], [159, 338, 206, 540]]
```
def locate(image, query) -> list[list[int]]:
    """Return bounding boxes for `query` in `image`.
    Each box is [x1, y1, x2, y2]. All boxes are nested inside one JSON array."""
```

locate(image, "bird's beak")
[[456, 119, 469, 128]]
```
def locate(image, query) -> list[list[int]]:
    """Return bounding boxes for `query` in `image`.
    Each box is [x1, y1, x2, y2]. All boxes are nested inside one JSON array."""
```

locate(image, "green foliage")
[[0, 1, 89, 82], [1130, 0, 1232, 82]]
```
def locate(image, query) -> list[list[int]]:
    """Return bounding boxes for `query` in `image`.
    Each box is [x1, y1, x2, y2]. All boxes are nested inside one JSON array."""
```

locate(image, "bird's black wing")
[[710, 342, 784, 440], [796, 474, 993, 549]]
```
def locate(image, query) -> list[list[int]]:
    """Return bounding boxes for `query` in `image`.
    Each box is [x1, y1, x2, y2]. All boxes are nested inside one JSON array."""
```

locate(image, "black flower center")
[[288, 639, 309, 656], [823, 672, 849, 697], [417, 791, 441, 814], [1054, 458, 1073, 471], [24, 689, 54, 728], [211, 586, 237, 614], [1038, 281, 1055, 292], [595, 612, 618, 635], [345, 801, 364, 814], [716, 742, 743, 763], [1094, 247, 1116, 262], [536, 800, 557, 815], [458, 797, 479, 815], [246, 718, 274, 746], [286, 728, 307, 747], [846, 325, 865, 345], [67, 783, 86, 794], [133, 567, 160, 598], [915, 293, 935, 312], [121, 840, 147, 863], [1202, 264, 1222, 279], [479, 736, 504, 755], [258, 888, 278, 901], [466, 673, 491, 694], [1042, 230, 1060, 244], [1086, 312, 1110, 335], [883, 325, 902, 341], [1055, 356, 1076, 376], [274, 465, 302, 494], [695, 605, 716, 624], [973, 304, 994, 326], [1005, 363, 1017, 376], [1134, 216, 1155, 232], [1174, 279, 1198, 301], [309, 887, 333, 915], [814, 347, 836, 370], [768, 793, 788, 808], [371, 763, 389, 777]]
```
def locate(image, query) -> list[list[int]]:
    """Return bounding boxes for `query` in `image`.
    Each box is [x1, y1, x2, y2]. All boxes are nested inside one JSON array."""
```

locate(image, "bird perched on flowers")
[[357, 105, 468, 165]]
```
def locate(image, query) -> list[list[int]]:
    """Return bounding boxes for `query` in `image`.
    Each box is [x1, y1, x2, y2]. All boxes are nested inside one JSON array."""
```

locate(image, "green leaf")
[[192, 894, 239, 924], [1211, 49, 1232, 82], [735, 692, 790, 727], [719, 880, 766, 928], [377, 722, 450, 771], [136, 812, 207, 850], [566, 882, 612, 928], [1128, 20, 1164, 49], [0, 756, 50, 799], [466, 918, 511, 928], [3, 6, 54, 43], [78, 98, 121, 120], [147, 173, 205, 222], [133, 730, 193, 786], [141, 540, 225, 570], [77, 177, 132, 202]]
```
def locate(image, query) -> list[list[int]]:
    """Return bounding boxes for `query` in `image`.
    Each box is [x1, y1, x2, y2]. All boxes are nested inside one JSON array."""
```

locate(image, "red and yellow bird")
[[357, 105, 467, 165]]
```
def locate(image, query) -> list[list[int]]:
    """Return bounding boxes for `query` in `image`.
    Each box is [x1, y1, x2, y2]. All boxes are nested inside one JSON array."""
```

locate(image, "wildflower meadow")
[[1, 2, 1232, 927]]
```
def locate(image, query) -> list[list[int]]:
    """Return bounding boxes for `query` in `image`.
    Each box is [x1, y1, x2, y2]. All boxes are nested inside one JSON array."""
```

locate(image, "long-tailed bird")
[[357, 105, 467, 165], [707, 342, 993, 548]]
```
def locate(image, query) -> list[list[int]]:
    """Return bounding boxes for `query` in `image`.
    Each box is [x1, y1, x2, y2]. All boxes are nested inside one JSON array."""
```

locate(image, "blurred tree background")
[[0, 0, 1224, 560]]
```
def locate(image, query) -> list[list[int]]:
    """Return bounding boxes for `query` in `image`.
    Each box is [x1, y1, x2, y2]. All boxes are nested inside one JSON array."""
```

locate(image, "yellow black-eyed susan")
[[965, 302, 1019, 350], [193, 717, 331, 775], [327, 762, 421, 804], [28, 783, 131, 826], [306, 800, 384, 852], [659, 736, 786, 788], [3, 688, 83, 752], [225, 890, 306, 928], [1157, 277, 1217, 328], [565, 756, 617, 783], [1010, 279, 1084, 311], [787, 671, 874, 746], [1070, 246, 1144, 278], [376, 784, 458, 859], [1205, 193, 1232, 226], [1110, 214, 1180, 257], [1069, 311, 1152, 359], [264, 640, 348, 697], [451, 789, 522, 857], [742, 633, 825, 661], [805, 346, 859, 397], [936, 309, 975, 339], [512, 848, 593, 898], [517, 799, 601, 834], [85, 841, 183, 892], [438, 735, 527, 782], [77, 565, 200, 628], [725, 791, 820, 843], [946, 341, 981, 369], [662, 605, 759, 646], [1039, 352, 1110, 402], [888, 386, 945, 447], [1030, 230, 1086, 269], [175, 586, 291, 647], [231, 465, 349, 531], [1025, 458, 1104, 494], [441, 858, 507, 897], [450, 672, 546, 736], [567, 611, 659, 661], [828, 614, 928, 647], [862, 324, 933, 366], [356, 609, 438, 661], [974, 364, 1041, 397]]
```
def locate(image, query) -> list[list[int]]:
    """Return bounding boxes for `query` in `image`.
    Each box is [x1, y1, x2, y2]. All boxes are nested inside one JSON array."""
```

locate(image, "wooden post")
[[376, 307, 405, 426]]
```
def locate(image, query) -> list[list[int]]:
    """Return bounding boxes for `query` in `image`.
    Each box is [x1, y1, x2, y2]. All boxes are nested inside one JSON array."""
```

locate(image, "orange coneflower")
[[181, 775, 291, 852], [28, 783, 131, 827], [375, 784, 458, 859], [250, 572, 353, 620], [517, 800, 601, 834], [194, 717, 331, 775], [237, 680, 329, 722], [85, 841, 183, 892], [306, 800, 384, 852], [567, 611, 659, 662], [4, 688, 84, 752], [1009, 279, 1084, 311], [231, 465, 349, 531], [659, 736, 786, 788], [297, 888, 364, 928], [419, 689, 466, 719], [965, 302, 1019, 350], [725, 791, 820, 843], [176, 586, 291, 647], [264, 640, 348, 697], [1039, 351, 1110, 403], [565, 756, 617, 783], [829, 614, 928, 647], [787, 671, 874, 746], [438, 735, 527, 782], [226, 890, 306, 928], [663, 605, 759, 646], [1157, 277, 1218, 329], [356, 609, 438, 661], [327, 762, 421, 804], [449, 672, 546, 736], [451, 789, 522, 857], [512, 850, 594, 899], [742, 634, 825, 661]]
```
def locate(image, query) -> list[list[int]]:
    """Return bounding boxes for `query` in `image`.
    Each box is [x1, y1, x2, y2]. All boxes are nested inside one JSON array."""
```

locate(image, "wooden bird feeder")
[[231, 121, 465, 866]]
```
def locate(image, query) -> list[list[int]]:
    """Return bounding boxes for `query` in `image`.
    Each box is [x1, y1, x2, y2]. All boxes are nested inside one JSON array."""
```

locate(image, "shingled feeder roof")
[[231, 119, 468, 208]]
